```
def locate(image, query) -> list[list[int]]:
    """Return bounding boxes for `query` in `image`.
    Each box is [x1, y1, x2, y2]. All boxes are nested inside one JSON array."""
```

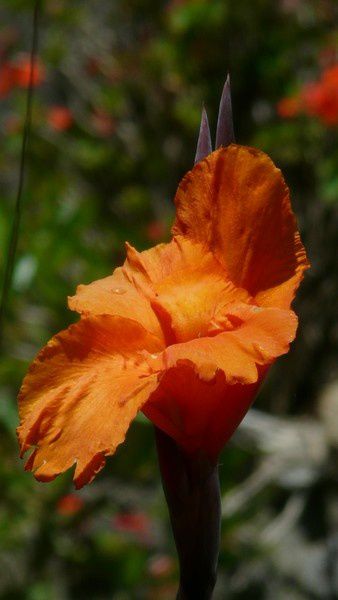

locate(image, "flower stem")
[[155, 427, 221, 600]]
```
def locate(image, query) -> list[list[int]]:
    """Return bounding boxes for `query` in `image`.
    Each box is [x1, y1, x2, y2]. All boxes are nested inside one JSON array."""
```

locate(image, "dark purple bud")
[[215, 74, 235, 148], [194, 106, 213, 164]]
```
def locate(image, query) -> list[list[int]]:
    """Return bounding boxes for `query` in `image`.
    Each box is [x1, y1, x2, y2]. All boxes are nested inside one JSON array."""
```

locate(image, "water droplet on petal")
[[111, 287, 126, 295]]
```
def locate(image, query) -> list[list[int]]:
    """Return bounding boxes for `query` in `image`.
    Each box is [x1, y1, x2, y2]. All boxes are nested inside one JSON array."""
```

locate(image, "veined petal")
[[173, 145, 309, 308], [17, 316, 161, 488], [143, 365, 263, 458], [155, 305, 298, 382], [123, 236, 250, 344], [143, 305, 297, 457], [122, 237, 203, 297], [68, 266, 165, 342]]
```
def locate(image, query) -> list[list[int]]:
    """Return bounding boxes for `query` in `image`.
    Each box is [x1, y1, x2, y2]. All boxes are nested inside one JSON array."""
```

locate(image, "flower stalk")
[[155, 427, 221, 600]]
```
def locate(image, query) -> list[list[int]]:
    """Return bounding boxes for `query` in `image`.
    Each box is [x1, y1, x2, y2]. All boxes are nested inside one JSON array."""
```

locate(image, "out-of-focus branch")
[[222, 408, 328, 518]]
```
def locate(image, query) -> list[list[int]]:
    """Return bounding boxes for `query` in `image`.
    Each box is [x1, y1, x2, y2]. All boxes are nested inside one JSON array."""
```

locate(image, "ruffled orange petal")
[[150, 241, 250, 343], [121, 237, 250, 344], [68, 266, 164, 342], [153, 304, 298, 382], [143, 304, 297, 456], [173, 144, 309, 308], [17, 316, 161, 488], [122, 237, 204, 298]]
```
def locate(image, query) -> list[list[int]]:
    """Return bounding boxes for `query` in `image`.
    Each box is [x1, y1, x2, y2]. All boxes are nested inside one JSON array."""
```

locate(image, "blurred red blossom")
[[277, 64, 338, 126], [112, 511, 151, 541], [277, 95, 301, 118], [57, 493, 84, 516], [0, 54, 44, 98], [303, 65, 338, 125], [13, 54, 45, 88], [47, 106, 74, 131]]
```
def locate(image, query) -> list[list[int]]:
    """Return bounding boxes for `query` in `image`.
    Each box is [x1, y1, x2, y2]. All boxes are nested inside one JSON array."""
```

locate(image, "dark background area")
[[0, 1, 337, 598]]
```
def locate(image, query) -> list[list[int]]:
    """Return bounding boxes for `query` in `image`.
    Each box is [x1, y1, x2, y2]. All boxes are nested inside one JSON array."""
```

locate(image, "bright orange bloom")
[[17, 144, 309, 488]]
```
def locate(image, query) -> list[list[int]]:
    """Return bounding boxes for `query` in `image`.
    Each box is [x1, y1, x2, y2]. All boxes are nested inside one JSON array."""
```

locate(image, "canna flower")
[[17, 97, 309, 490]]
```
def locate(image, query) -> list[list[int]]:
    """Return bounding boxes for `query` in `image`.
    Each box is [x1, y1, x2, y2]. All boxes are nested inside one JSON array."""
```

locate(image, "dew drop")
[[252, 306, 262, 313], [111, 287, 126, 295]]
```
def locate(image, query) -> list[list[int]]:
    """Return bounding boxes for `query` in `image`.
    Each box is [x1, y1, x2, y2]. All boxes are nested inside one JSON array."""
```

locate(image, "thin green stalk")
[[0, 0, 41, 344]]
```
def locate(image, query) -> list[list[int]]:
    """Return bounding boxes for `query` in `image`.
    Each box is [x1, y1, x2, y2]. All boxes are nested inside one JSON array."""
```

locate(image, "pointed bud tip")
[[215, 74, 235, 149], [194, 105, 213, 165]]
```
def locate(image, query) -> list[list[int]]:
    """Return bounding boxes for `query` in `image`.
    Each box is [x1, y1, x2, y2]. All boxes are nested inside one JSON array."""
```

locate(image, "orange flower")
[[47, 106, 73, 131], [17, 144, 309, 488]]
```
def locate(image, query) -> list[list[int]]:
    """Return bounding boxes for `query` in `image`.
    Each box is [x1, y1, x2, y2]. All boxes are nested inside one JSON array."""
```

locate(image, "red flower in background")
[[303, 65, 338, 125], [13, 54, 45, 88], [278, 64, 338, 126], [47, 106, 73, 131], [0, 54, 44, 98], [57, 493, 84, 516], [113, 511, 151, 543], [277, 95, 301, 118]]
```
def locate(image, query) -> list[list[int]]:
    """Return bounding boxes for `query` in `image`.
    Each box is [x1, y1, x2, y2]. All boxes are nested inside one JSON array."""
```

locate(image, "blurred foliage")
[[0, 0, 337, 598]]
